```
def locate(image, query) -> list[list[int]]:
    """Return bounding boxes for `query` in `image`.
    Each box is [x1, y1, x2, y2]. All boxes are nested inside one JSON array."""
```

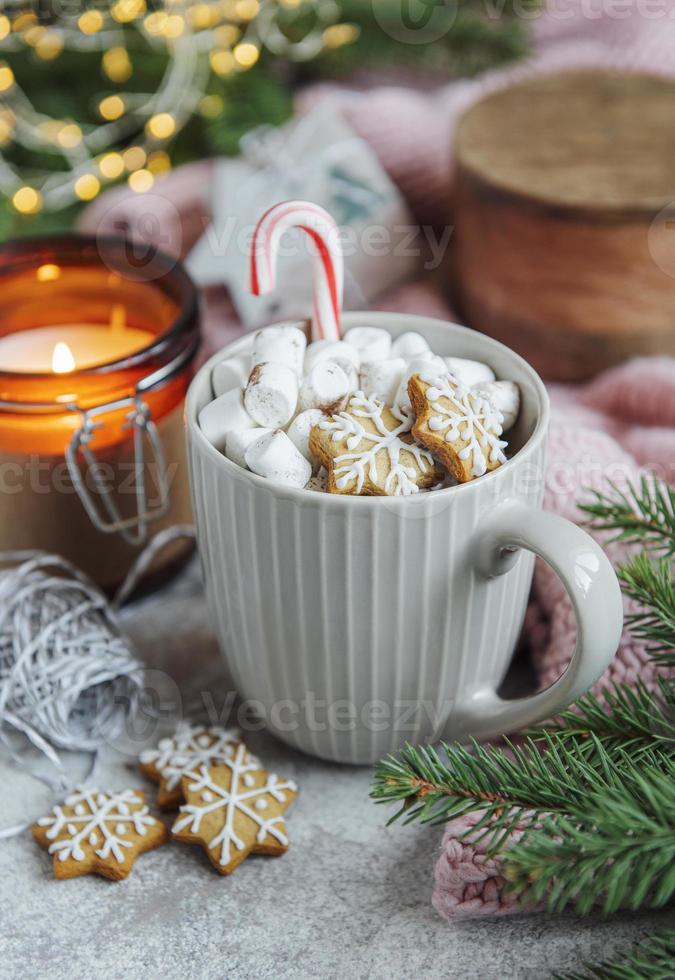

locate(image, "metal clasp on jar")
[[66, 395, 171, 547]]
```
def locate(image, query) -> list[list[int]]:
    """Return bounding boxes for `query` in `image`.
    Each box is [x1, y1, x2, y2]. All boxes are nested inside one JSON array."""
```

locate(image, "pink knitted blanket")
[[80, 1, 675, 920]]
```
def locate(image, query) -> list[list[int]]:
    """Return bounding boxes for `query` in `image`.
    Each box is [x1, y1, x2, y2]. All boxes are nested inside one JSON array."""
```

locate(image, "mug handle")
[[449, 499, 623, 741]]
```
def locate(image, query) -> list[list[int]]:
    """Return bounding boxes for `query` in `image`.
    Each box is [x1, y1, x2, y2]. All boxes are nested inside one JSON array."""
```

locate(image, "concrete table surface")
[[0, 561, 668, 980]]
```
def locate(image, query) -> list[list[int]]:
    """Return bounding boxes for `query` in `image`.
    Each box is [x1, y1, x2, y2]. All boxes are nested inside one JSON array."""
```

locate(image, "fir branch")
[[619, 555, 675, 662], [371, 736, 631, 853], [501, 757, 675, 915], [554, 929, 675, 980], [526, 679, 675, 763], [580, 477, 675, 556]]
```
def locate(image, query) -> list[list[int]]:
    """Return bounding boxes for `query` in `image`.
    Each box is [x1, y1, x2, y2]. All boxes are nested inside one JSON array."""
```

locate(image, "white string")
[[0, 527, 193, 838], [0, 551, 143, 758]]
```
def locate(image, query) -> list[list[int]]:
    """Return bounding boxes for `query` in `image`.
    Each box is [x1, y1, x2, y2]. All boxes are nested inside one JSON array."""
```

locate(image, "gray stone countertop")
[[0, 561, 669, 980]]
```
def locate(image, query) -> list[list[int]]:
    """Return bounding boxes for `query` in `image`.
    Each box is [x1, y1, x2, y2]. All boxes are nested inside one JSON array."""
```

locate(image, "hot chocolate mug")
[[186, 313, 623, 764]]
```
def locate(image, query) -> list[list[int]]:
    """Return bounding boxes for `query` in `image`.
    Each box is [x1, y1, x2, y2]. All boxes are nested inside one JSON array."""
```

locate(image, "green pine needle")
[[580, 477, 675, 557], [555, 929, 675, 980], [371, 735, 639, 854], [619, 555, 675, 662], [501, 756, 675, 915], [525, 678, 675, 762]]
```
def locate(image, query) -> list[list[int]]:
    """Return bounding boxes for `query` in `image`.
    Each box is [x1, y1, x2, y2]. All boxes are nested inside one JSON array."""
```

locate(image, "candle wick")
[[110, 304, 126, 333]]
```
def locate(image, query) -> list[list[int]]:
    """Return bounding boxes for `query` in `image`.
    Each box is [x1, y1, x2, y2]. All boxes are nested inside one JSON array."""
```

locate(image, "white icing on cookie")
[[319, 392, 435, 496], [173, 745, 297, 867], [37, 788, 156, 864], [420, 371, 508, 477], [140, 723, 240, 792]]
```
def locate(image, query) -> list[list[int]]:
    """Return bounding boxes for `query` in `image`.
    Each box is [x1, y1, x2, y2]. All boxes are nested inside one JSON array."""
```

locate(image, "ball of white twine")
[[0, 551, 143, 768]]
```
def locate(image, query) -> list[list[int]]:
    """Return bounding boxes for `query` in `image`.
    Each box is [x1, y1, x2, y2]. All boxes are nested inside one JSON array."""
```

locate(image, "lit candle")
[[0, 305, 153, 373], [0, 233, 200, 590]]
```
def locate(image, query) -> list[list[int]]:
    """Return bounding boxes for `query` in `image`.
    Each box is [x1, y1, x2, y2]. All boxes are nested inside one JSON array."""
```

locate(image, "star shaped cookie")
[[172, 745, 298, 875], [139, 722, 240, 808], [408, 371, 508, 483], [32, 787, 167, 881], [308, 392, 443, 496]]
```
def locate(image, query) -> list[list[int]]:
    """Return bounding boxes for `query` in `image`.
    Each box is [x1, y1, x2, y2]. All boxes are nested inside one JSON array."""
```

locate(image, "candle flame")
[[52, 341, 75, 374]]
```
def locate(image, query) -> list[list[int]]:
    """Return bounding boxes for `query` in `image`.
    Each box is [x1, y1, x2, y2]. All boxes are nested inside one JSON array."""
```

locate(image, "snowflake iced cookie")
[[408, 372, 508, 483], [172, 745, 298, 875], [32, 788, 167, 881], [139, 723, 240, 808], [308, 392, 443, 496]]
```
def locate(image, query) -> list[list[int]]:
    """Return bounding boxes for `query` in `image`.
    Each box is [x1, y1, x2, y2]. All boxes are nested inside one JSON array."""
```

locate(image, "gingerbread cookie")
[[408, 372, 507, 483], [139, 723, 240, 808], [32, 787, 167, 880], [172, 744, 297, 875], [309, 392, 443, 496]]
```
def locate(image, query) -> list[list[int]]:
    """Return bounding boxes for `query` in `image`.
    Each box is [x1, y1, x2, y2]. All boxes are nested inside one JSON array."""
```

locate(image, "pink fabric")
[[79, 0, 675, 922], [433, 812, 542, 920]]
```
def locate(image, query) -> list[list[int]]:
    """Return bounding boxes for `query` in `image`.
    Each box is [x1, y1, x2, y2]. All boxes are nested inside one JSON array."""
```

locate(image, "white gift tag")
[[185, 105, 417, 329]]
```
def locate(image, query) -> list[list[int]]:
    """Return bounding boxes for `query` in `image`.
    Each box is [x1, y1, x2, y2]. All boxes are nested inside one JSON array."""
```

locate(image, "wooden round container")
[[452, 71, 675, 381]]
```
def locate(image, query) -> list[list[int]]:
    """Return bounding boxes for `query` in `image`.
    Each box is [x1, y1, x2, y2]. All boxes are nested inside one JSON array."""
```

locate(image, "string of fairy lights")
[[0, 0, 359, 214]]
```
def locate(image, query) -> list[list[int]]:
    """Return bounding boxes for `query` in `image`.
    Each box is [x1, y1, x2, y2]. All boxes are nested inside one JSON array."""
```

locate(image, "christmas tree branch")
[[580, 477, 675, 556], [371, 735, 640, 855], [619, 554, 675, 662], [501, 757, 675, 915], [525, 678, 675, 763], [554, 929, 675, 980]]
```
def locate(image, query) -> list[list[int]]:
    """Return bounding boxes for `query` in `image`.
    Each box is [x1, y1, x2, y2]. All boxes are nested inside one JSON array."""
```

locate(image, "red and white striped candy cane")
[[250, 200, 343, 342]]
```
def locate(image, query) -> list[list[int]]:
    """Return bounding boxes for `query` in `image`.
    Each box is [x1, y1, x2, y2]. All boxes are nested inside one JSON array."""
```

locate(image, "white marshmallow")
[[212, 354, 250, 397], [473, 380, 520, 431], [343, 326, 391, 363], [252, 325, 306, 376], [199, 388, 256, 452], [244, 430, 312, 489], [287, 409, 324, 470], [444, 357, 495, 387], [244, 361, 298, 428], [359, 357, 406, 404], [304, 339, 360, 375], [391, 331, 430, 360], [225, 426, 271, 468], [298, 361, 351, 413], [394, 354, 446, 409]]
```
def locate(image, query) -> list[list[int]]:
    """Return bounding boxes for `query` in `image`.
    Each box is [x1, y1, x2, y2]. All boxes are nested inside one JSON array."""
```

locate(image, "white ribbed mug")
[[186, 313, 623, 764]]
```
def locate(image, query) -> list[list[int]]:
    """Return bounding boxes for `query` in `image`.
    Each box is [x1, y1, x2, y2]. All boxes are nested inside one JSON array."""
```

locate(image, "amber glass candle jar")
[[0, 234, 199, 592]]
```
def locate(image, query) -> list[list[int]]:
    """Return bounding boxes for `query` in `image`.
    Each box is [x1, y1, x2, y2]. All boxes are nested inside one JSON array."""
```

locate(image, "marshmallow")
[[343, 326, 391, 363], [252, 324, 306, 376], [225, 426, 271, 468], [394, 354, 446, 409], [391, 331, 430, 360], [287, 409, 324, 470], [199, 388, 256, 452], [474, 380, 520, 431], [304, 339, 360, 375], [244, 361, 298, 428], [444, 357, 495, 387], [359, 357, 406, 404], [244, 430, 312, 489], [298, 361, 351, 413], [212, 354, 250, 397]]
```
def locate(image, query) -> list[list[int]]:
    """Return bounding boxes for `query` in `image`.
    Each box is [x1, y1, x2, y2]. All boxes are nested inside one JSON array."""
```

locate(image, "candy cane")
[[250, 200, 343, 342]]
